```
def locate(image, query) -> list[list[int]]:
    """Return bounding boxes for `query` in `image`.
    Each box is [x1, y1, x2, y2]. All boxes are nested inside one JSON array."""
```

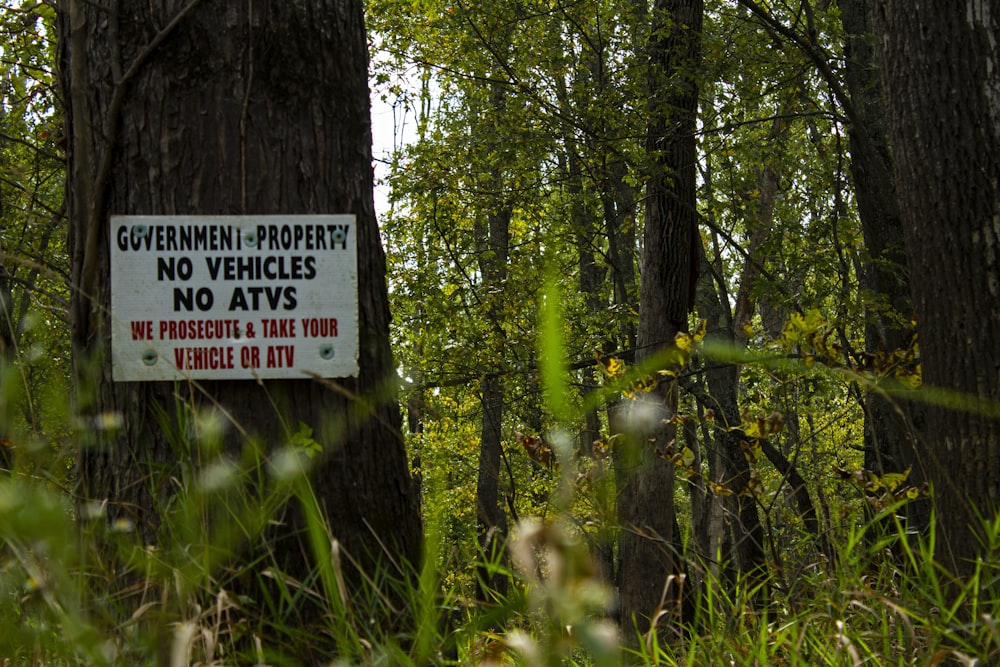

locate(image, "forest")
[[1, 0, 999, 665]]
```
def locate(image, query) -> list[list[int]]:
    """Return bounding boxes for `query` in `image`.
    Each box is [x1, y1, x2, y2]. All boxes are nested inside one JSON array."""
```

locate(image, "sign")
[[110, 215, 358, 381]]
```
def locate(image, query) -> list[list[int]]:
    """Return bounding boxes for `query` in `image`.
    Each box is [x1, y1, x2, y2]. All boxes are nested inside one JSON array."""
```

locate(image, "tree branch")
[[78, 0, 207, 333]]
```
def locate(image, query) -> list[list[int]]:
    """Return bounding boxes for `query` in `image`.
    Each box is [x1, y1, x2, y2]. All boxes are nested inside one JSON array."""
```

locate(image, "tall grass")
[[2, 310, 1000, 665]]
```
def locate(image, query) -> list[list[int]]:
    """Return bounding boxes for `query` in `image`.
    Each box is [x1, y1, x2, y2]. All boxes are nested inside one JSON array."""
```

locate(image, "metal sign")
[[110, 215, 358, 381]]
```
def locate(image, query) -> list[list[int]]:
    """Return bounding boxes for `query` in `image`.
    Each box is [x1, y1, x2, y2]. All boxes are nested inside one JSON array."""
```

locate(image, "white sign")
[[110, 215, 358, 381]]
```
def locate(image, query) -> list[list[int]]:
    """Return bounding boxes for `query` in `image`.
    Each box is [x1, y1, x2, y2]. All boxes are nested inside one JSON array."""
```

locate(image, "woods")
[[1, 0, 1000, 663]]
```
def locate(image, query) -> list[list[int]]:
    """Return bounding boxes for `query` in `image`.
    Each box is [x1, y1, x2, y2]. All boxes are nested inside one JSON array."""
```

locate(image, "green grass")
[[2, 300, 1000, 666], [2, 404, 1000, 665]]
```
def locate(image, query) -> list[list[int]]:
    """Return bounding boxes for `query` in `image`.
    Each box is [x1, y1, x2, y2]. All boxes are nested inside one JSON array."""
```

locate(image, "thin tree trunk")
[[839, 0, 928, 534], [474, 78, 512, 601]]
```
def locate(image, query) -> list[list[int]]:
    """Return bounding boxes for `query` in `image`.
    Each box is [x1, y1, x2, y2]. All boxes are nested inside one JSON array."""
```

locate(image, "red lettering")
[[261, 318, 296, 338], [265, 345, 295, 368], [130, 320, 153, 340], [172, 346, 235, 370], [158, 320, 242, 341], [300, 318, 338, 338]]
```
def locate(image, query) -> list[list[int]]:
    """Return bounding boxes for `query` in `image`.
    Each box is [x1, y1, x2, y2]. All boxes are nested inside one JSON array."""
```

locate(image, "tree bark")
[[874, 0, 1000, 577], [473, 79, 512, 601], [60, 0, 421, 629], [696, 258, 768, 596], [616, 0, 703, 642], [839, 0, 928, 533]]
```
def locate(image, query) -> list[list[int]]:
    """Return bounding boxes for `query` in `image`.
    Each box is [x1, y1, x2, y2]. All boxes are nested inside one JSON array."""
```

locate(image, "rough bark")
[[874, 0, 1000, 577], [839, 0, 928, 533], [59, 0, 421, 630], [616, 0, 702, 642]]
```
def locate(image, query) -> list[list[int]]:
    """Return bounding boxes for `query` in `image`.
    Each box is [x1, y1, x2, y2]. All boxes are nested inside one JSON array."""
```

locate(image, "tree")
[[473, 76, 514, 600], [59, 0, 421, 632], [1, 2, 67, 465], [615, 0, 703, 640], [875, 1, 1000, 577], [839, 0, 927, 536]]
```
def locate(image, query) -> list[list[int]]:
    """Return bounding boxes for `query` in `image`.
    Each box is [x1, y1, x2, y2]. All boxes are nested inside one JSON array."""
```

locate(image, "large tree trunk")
[[874, 1, 1000, 578], [616, 0, 703, 642], [60, 0, 421, 625]]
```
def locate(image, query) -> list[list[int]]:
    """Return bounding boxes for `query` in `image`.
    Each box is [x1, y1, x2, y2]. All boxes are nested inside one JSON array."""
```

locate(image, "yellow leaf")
[[692, 318, 708, 343], [710, 482, 735, 497], [880, 467, 912, 492], [679, 446, 695, 467], [895, 364, 922, 389]]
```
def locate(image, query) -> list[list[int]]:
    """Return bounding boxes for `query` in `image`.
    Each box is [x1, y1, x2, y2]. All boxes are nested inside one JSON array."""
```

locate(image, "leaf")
[[879, 466, 912, 493], [677, 446, 695, 467], [692, 318, 707, 343], [709, 482, 735, 497], [895, 364, 922, 389], [739, 439, 761, 463], [289, 421, 322, 458]]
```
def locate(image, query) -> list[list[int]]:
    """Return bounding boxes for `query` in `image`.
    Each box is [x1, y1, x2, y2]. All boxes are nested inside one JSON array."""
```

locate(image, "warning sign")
[[110, 214, 359, 381]]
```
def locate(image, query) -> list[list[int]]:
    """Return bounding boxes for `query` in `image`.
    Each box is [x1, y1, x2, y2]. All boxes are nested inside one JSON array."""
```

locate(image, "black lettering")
[[194, 226, 207, 249], [206, 257, 223, 280], [264, 256, 278, 280], [158, 257, 176, 281], [237, 255, 255, 280], [156, 257, 194, 280], [247, 286, 264, 309], [283, 286, 297, 310], [174, 287, 192, 311], [177, 258, 193, 280], [229, 288, 249, 311], [194, 287, 213, 310], [265, 286, 282, 309]]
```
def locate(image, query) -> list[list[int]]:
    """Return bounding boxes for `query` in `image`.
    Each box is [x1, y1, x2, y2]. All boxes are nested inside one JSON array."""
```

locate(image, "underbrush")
[[1, 335, 997, 664], [1, 436, 998, 666]]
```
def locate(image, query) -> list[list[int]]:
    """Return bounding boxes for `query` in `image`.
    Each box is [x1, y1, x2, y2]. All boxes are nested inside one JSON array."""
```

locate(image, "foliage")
[[1, 328, 999, 665], [1, 0, 69, 444], [0, 0, 996, 663]]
